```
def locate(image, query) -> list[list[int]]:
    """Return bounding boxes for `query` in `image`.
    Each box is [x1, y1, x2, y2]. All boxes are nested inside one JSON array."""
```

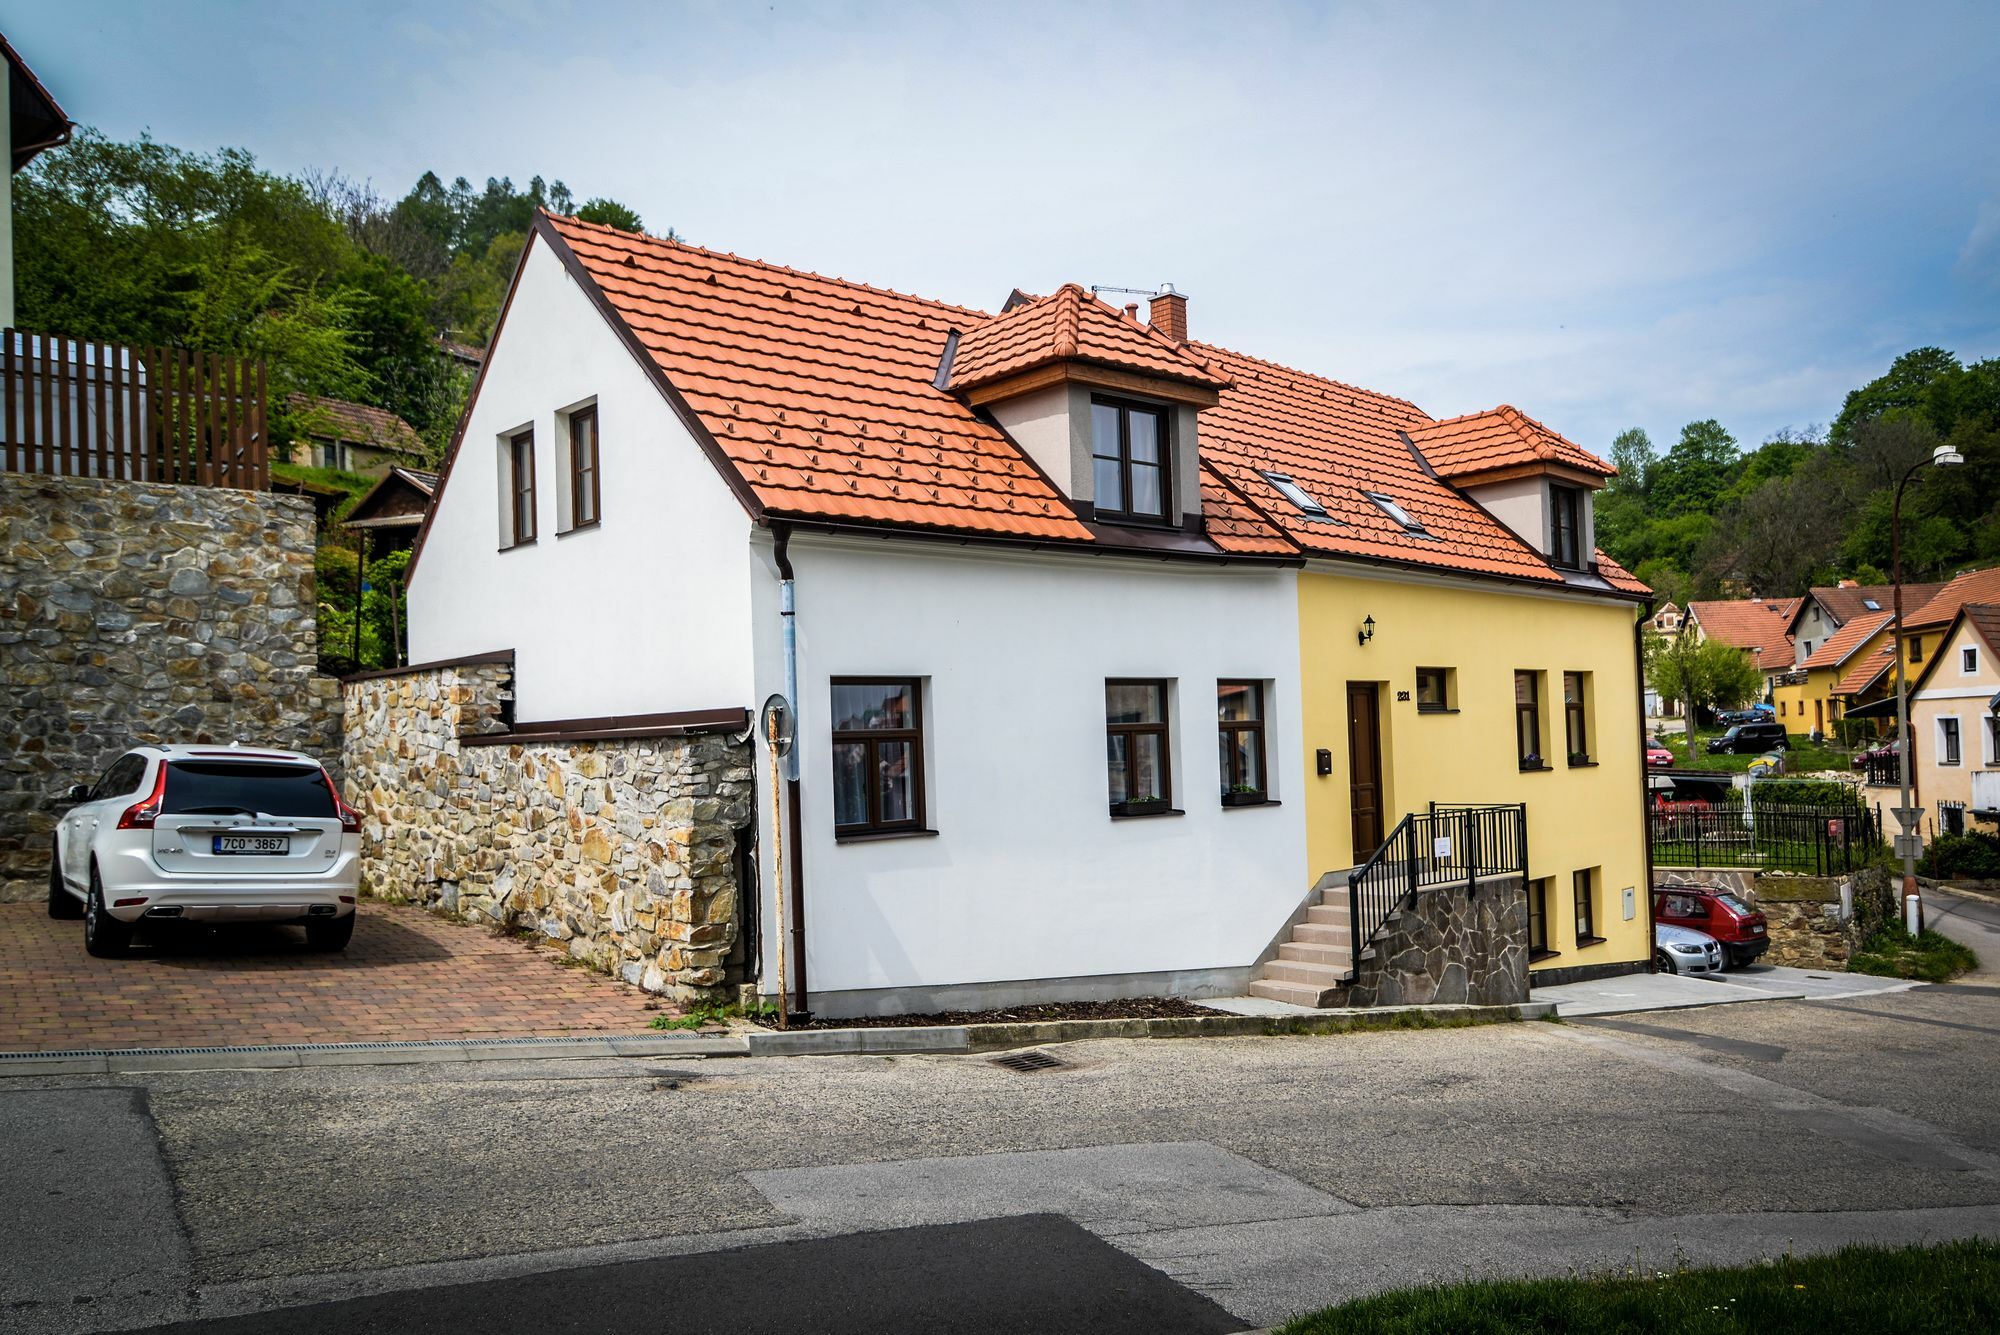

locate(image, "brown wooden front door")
[[1347, 682, 1384, 857]]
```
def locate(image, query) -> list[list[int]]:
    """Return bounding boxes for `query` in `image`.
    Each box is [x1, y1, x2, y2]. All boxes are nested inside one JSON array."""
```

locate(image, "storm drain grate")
[[990, 1049, 1070, 1074]]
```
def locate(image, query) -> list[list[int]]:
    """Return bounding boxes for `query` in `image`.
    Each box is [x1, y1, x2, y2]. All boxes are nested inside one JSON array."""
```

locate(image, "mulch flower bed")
[[761, 996, 1223, 1030]]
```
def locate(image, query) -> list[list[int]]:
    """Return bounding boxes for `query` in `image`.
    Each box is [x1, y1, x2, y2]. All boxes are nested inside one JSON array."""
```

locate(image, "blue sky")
[[14, 1, 2000, 456]]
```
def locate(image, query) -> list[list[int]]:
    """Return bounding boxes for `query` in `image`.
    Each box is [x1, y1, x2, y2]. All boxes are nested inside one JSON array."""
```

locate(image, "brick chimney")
[[1149, 290, 1188, 342], [1838, 578, 1859, 588]]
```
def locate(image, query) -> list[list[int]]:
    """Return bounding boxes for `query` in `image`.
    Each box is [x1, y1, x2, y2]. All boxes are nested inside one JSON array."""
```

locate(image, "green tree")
[[1606, 427, 1655, 497], [1651, 419, 1740, 518], [575, 197, 644, 232], [1646, 635, 1765, 764]]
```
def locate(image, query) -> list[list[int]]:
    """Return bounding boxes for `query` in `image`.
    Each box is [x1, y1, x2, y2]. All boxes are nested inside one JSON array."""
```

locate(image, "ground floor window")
[[1573, 867, 1600, 945], [830, 679, 924, 835], [1217, 680, 1266, 803], [1527, 877, 1551, 956], [1107, 679, 1173, 815]]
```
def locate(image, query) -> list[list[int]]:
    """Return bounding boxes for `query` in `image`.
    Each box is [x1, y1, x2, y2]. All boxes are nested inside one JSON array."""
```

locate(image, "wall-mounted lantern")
[[1357, 615, 1375, 647]]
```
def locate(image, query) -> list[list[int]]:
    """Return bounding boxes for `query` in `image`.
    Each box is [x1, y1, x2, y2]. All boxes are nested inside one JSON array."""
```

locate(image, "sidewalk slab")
[[1534, 972, 1790, 1017]]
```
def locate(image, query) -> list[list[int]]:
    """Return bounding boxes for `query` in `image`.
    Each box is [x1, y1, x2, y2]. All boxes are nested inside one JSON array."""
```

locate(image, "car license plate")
[[213, 834, 289, 855]]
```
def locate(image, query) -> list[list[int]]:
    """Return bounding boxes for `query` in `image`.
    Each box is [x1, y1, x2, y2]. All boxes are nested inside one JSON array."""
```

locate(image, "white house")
[[400, 213, 1650, 1017]]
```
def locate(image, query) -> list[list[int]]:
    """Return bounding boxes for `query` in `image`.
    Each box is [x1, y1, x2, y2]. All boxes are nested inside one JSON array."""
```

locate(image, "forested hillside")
[[1596, 349, 2000, 605], [14, 128, 651, 461]]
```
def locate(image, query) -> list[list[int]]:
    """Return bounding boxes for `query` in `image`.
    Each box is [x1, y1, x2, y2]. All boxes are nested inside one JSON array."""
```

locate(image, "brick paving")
[[0, 900, 672, 1052]]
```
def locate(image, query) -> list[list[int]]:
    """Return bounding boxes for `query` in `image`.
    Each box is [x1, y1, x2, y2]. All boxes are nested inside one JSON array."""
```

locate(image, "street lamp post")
[[1891, 443, 1964, 928]]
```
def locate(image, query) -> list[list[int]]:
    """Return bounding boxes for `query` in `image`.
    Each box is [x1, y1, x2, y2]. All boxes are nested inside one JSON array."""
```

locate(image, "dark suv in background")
[[1706, 721, 1788, 755]]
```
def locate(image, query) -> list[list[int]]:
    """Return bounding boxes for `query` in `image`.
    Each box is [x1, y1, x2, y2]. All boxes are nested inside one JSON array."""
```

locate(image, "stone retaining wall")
[[0, 473, 341, 901], [1348, 875, 1530, 1007], [1653, 867, 1900, 969], [341, 660, 753, 1000]]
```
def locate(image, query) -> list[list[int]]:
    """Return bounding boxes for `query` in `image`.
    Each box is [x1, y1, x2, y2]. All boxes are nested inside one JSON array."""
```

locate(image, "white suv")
[[47, 744, 363, 957]]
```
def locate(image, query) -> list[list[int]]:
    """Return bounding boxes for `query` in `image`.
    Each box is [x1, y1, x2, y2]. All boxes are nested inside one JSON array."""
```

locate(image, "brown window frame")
[[1106, 678, 1174, 815], [507, 427, 536, 547], [1573, 867, 1599, 945], [565, 405, 600, 533], [1089, 395, 1173, 526], [1941, 716, 1962, 767], [1515, 671, 1546, 770], [1910, 635, 1924, 663], [1550, 484, 1583, 570], [1415, 667, 1451, 713], [1217, 679, 1267, 804], [829, 678, 926, 836], [1563, 671, 1590, 764]]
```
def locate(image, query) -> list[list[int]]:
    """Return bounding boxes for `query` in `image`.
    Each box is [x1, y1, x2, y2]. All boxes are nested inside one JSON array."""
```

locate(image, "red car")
[[1852, 737, 1900, 770], [1646, 738, 1675, 768], [1653, 883, 1769, 968]]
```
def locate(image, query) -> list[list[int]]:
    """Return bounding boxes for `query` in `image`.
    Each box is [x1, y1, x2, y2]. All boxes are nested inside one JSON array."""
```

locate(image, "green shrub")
[[1920, 832, 2000, 880], [1849, 924, 1979, 983]]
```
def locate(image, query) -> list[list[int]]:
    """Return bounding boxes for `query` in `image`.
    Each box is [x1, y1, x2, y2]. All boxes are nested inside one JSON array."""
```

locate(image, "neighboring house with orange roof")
[[1771, 610, 1904, 736], [388, 212, 1653, 1018], [1684, 596, 1800, 691], [1781, 579, 1943, 669], [1909, 604, 2000, 840], [285, 394, 426, 476]]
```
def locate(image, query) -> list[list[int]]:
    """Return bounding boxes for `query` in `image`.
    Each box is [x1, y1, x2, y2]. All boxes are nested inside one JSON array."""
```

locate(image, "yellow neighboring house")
[[1910, 604, 2000, 839], [1771, 610, 1897, 736]]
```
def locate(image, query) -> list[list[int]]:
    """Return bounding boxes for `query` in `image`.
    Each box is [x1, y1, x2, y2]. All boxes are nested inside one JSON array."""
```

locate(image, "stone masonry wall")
[[0, 472, 342, 901], [1348, 875, 1530, 1008], [342, 663, 753, 1000]]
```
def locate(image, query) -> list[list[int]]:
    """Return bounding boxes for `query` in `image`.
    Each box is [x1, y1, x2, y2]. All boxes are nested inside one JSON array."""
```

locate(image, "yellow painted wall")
[[1771, 620, 1916, 734], [1297, 569, 1651, 972]]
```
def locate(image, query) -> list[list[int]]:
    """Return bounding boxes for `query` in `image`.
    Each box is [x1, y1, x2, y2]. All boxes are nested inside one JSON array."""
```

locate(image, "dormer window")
[[1260, 470, 1330, 518], [1364, 491, 1426, 535], [1862, 598, 1881, 611], [1550, 484, 1583, 570], [1090, 396, 1169, 524]]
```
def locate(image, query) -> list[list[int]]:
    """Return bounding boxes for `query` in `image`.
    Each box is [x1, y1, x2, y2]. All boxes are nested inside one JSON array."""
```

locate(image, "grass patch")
[[1849, 924, 1978, 983], [1277, 1238, 2000, 1334], [650, 998, 775, 1030], [1661, 729, 1852, 774]]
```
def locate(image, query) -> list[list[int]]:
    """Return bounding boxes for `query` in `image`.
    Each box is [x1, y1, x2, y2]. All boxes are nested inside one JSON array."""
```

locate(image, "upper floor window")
[[503, 427, 536, 548], [1107, 679, 1173, 815], [1550, 484, 1583, 570], [1090, 397, 1169, 524], [831, 679, 925, 835], [565, 404, 600, 532], [1563, 671, 1591, 764], [1964, 646, 1979, 674], [1515, 670, 1547, 770], [1940, 716, 1962, 767], [1217, 680, 1267, 804], [1910, 636, 1924, 663]]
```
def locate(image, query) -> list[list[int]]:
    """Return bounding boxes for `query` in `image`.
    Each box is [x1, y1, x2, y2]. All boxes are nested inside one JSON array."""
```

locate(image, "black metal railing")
[[1860, 754, 1900, 788], [1649, 800, 1881, 876], [1346, 803, 1528, 974]]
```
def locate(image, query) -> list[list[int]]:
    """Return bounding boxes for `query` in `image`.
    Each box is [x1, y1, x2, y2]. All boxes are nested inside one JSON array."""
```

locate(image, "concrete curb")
[[742, 1001, 1552, 1057], [0, 1032, 749, 1078]]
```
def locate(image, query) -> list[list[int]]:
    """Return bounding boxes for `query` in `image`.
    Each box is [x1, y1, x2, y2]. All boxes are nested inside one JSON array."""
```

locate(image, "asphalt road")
[[1931, 885, 2000, 981], [5, 980, 2000, 1332]]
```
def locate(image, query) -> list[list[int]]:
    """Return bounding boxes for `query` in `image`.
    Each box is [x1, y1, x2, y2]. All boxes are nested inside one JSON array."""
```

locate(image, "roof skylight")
[[1261, 470, 1328, 518], [1364, 491, 1426, 534], [1862, 598, 1881, 611]]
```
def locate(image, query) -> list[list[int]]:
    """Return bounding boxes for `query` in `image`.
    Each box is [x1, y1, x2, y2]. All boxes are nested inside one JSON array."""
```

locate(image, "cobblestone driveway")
[[0, 900, 668, 1052]]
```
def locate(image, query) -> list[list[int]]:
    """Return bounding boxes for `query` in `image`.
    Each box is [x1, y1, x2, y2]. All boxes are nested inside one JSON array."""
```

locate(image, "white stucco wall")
[[407, 237, 758, 720], [750, 534, 1310, 1001], [1466, 474, 1595, 564]]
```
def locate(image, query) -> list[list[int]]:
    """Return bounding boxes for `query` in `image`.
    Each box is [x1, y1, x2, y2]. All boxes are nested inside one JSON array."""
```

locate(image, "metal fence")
[[1348, 803, 1527, 973], [1, 329, 269, 491], [1649, 799, 1882, 876]]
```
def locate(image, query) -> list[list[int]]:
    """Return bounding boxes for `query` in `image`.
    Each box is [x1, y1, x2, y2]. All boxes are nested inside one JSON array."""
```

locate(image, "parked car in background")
[[1715, 708, 1763, 727], [1707, 721, 1789, 755], [47, 745, 362, 957], [1652, 883, 1769, 968], [1654, 922, 1724, 975], [1646, 738, 1675, 768], [1853, 736, 1901, 770]]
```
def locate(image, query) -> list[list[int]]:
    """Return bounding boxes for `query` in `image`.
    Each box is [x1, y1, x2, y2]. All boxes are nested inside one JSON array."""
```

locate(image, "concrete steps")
[[1248, 885, 1363, 1007]]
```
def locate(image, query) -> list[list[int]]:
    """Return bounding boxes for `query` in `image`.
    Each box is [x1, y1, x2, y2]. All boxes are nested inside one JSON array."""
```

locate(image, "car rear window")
[[1714, 892, 1755, 916], [162, 762, 335, 818]]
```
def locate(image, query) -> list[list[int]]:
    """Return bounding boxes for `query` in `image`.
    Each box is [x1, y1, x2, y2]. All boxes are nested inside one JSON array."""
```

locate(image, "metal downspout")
[[772, 524, 809, 1017], [1635, 604, 1658, 970]]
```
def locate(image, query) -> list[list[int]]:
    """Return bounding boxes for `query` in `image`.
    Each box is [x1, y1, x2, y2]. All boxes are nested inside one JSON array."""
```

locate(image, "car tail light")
[[116, 764, 169, 829], [322, 769, 362, 833]]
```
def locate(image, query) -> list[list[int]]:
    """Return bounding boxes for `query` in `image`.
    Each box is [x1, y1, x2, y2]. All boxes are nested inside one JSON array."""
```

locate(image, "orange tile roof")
[[947, 284, 1230, 393], [1801, 609, 1893, 670], [1805, 582, 1941, 627], [503, 213, 1648, 597], [1594, 549, 1651, 596], [288, 394, 423, 456], [1405, 405, 1615, 482], [1904, 565, 2000, 630], [1687, 597, 1800, 663], [1834, 643, 1896, 697]]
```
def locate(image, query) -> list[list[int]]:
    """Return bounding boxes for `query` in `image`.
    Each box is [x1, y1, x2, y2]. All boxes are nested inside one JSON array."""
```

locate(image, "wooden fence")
[[0, 330, 269, 491]]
